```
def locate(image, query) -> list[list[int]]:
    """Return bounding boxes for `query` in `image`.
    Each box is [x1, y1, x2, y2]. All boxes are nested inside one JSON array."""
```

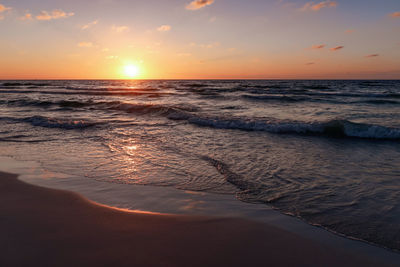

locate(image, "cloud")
[[311, 44, 325, 49], [157, 25, 171, 32], [301, 1, 337, 11], [365, 54, 379, 58], [78, 42, 93, 48], [0, 3, 11, 19], [19, 13, 33, 21], [201, 42, 220, 48], [345, 29, 355, 34], [112, 25, 130, 33], [389, 12, 400, 18], [189, 42, 219, 48], [36, 9, 74, 20], [330, 46, 344, 51], [81, 20, 98, 30], [0, 4, 11, 13], [305, 62, 315, 65], [186, 0, 214, 10]]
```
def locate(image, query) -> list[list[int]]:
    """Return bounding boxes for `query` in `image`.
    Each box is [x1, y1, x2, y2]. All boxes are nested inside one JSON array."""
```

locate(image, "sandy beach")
[[0, 171, 391, 267]]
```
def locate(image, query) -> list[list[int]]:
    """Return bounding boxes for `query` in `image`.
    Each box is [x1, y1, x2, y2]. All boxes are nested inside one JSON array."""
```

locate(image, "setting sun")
[[123, 65, 140, 78]]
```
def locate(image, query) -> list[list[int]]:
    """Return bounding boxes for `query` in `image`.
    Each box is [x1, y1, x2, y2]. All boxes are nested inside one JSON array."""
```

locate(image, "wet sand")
[[0, 171, 390, 266]]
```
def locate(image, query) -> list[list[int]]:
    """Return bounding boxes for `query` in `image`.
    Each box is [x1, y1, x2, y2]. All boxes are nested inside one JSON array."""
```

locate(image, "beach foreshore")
[[0, 171, 393, 267]]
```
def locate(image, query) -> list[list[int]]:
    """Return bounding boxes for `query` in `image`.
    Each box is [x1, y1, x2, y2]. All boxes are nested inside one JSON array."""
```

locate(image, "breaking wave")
[[3, 97, 399, 139], [23, 116, 97, 129], [0, 116, 98, 130], [184, 117, 400, 140]]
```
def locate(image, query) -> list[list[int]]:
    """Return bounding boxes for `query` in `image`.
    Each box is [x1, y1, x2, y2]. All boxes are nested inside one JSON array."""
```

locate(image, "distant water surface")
[[0, 80, 399, 250]]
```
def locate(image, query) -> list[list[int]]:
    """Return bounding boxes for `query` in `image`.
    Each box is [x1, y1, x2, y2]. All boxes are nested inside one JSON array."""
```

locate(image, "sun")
[[123, 65, 140, 78]]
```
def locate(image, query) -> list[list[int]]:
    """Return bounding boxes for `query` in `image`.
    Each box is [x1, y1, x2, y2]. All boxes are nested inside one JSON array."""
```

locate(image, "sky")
[[0, 0, 399, 79]]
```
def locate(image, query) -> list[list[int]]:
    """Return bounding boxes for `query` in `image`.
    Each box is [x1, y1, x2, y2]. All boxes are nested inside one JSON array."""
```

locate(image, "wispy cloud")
[[36, 9, 74, 21], [345, 29, 355, 34], [389, 12, 400, 18], [0, 4, 11, 13], [0, 3, 11, 19], [157, 25, 171, 32], [365, 54, 379, 58], [78, 42, 93, 48], [206, 42, 220, 48], [81, 20, 98, 30], [193, 42, 220, 49], [301, 1, 337, 11], [19, 13, 33, 21], [311, 44, 325, 49], [186, 0, 214, 10], [330, 46, 344, 51], [305, 62, 315, 65], [112, 25, 130, 33]]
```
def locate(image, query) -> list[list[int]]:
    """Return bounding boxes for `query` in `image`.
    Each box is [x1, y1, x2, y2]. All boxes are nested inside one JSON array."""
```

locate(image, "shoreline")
[[1, 155, 400, 264], [0, 170, 392, 266]]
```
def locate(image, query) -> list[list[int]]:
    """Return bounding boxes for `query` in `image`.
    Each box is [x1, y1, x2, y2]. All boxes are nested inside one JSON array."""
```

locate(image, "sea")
[[0, 80, 399, 251]]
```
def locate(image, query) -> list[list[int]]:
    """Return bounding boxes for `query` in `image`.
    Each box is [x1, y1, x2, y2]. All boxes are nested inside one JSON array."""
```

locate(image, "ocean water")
[[1, 80, 400, 251]]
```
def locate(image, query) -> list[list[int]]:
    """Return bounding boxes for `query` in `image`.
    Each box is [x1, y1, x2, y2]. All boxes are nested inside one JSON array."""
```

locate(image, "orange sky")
[[0, 0, 399, 79]]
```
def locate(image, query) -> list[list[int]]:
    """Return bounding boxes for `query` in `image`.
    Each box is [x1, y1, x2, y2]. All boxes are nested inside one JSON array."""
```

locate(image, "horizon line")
[[1, 78, 400, 81]]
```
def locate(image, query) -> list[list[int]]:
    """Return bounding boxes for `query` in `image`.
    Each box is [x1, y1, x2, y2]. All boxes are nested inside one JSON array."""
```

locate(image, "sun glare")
[[123, 65, 140, 78]]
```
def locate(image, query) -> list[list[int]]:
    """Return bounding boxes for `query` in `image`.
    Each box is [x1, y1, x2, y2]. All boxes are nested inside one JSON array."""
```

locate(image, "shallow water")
[[1, 80, 399, 250]]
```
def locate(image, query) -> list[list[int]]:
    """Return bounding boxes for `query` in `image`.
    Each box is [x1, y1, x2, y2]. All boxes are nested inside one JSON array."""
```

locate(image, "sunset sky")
[[0, 0, 399, 79]]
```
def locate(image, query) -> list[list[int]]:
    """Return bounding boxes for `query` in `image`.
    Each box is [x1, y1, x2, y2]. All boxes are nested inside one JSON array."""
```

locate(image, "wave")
[[106, 102, 197, 119], [0, 137, 55, 143], [65, 86, 160, 92], [242, 94, 308, 102], [4, 99, 97, 108], [1, 82, 50, 87], [42, 100, 197, 118], [1, 98, 199, 122], [301, 85, 331, 90], [2, 98, 181, 110], [185, 83, 209, 88], [0, 116, 98, 130], [358, 81, 387, 87], [0, 89, 169, 97], [301, 91, 400, 99], [4, 97, 399, 139], [184, 117, 400, 140], [241, 84, 287, 89], [357, 99, 400, 105], [243, 94, 400, 105], [5, 99, 54, 107], [24, 116, 97, 129]]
